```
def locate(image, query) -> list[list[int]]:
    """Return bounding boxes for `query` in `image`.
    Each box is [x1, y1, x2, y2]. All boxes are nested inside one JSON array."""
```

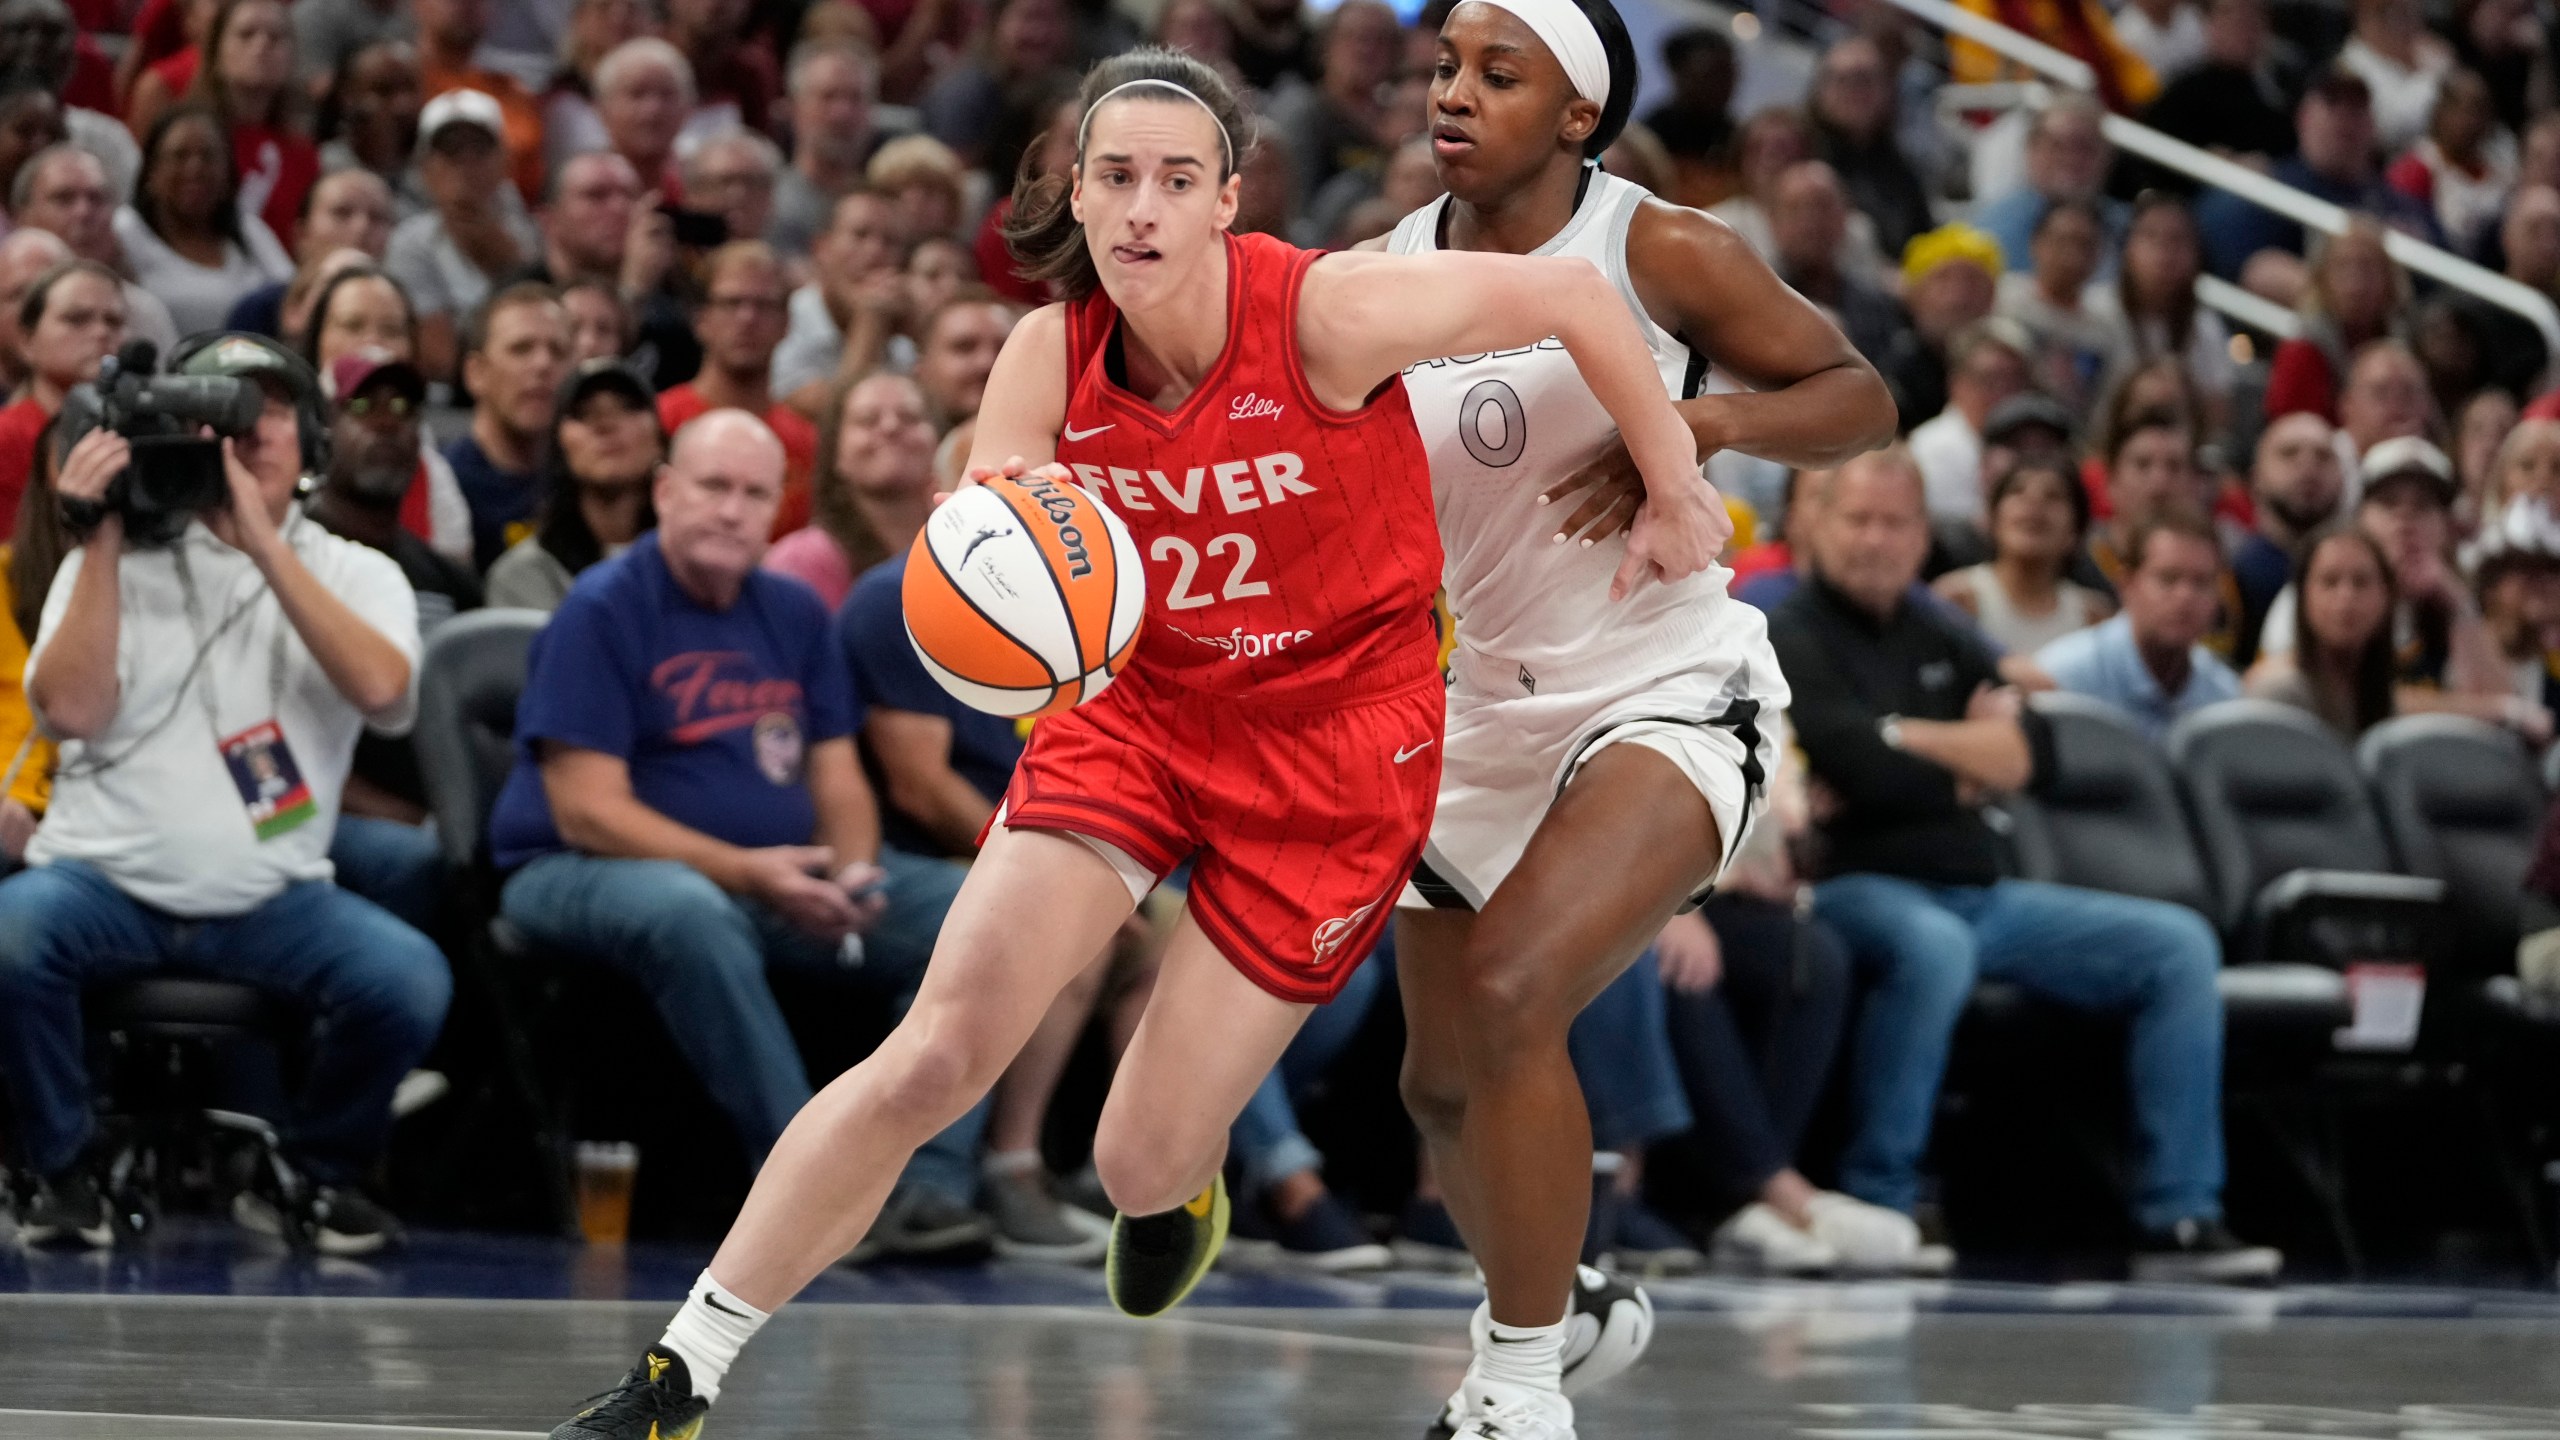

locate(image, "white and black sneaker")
[[1450, 1374, 1575, 1440], [19, 1168, 114, 1249], [1425, 1266, 1652, 1438], [234, 1186, 404, 1256], [2131, 1218, 2282, 1285]]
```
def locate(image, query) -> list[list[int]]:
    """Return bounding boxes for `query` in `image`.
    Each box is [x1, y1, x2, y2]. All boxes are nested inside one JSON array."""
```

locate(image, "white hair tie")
[[1075, 78, 1234, 172], [1473, 0, 1611, 108]]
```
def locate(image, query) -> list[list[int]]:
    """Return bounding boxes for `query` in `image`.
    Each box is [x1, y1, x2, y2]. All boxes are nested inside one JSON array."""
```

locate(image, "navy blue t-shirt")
[[488, 532, 861, 869], [2231, 530, 2293, 668], [840, 554, 1026, 857], [446, 432, 543, 571]]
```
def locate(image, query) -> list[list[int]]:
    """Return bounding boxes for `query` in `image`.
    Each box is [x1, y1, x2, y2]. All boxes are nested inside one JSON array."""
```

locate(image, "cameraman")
[[0, 332, 450, 1254]]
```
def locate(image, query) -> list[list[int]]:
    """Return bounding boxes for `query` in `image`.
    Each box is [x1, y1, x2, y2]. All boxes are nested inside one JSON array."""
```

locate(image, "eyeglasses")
[[342, 393, 416, 419]]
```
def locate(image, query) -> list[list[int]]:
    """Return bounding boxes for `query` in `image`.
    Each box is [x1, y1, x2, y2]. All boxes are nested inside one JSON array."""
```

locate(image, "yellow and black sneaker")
[[1106, 1175, 1231, 1318], [550, 1347, 709, 1440]]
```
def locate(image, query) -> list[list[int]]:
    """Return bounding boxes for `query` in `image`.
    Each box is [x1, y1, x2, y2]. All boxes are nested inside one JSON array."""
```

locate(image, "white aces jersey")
[[1388, 170, 1765, 692]]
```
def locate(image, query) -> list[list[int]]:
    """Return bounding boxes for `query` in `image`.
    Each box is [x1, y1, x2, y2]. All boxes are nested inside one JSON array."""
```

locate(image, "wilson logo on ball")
[[903, 474, 1144, 718]]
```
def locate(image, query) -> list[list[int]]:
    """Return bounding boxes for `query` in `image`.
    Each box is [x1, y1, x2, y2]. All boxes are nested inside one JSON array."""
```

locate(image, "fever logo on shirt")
[[651, 651, 808, 744]]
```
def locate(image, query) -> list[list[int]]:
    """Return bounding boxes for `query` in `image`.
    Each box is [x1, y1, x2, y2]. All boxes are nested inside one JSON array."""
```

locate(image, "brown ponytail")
[[1001, 47, 1252, 303]]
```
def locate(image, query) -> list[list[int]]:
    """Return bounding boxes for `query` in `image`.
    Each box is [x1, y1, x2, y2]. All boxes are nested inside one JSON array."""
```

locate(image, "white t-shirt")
[[25, 514, 421, 916], [111, 206, 293, 336], [1909, 408, 1986, 525]]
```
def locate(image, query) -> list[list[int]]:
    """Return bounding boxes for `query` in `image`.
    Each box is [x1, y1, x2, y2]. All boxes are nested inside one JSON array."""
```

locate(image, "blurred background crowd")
[[2, 0, 2560, 1289]]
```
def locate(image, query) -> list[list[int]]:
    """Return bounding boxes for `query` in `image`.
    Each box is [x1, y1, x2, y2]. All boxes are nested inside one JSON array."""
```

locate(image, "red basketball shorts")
[[996, 666, 1444, 1004]]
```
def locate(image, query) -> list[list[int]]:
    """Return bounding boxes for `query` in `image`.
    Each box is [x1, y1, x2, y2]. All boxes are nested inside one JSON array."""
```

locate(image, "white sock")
[[1475, 1316, 1568, 1393], [983, 1148, 1043, 1179], [657, 1270, 770, 1403]]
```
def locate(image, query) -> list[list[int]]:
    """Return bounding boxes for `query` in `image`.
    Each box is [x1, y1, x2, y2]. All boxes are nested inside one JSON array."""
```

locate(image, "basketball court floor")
[[9, 1225, 2560, 1439]]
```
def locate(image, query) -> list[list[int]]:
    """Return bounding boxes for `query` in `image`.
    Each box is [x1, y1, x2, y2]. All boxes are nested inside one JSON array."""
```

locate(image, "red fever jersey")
[[1053, 231, 1443, 703], [998, 231, 1446, 1002]]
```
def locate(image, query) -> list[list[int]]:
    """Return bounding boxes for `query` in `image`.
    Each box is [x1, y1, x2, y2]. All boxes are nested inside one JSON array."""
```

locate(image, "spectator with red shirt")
[[180, 0, 320, 248], [664, 0, 778, 140], [0, 258, 121, 540], [658, 241, 818, 537], [121, 0, 217, 132], [2265, 221, 2410, 423]]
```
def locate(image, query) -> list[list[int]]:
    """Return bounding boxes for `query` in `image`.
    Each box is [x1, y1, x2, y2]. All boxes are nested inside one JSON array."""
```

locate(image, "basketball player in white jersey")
[[1370, 2, 1898, 1436]]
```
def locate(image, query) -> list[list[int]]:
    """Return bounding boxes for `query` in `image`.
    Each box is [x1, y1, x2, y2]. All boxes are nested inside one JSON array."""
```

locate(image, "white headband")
[[1473, 0, 1611, 108], [1075, 78, 1234, 172]]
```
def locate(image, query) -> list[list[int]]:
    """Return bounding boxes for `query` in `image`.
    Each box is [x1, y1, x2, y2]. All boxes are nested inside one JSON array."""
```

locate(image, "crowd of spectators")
[[0, 0, 2555, 1282]]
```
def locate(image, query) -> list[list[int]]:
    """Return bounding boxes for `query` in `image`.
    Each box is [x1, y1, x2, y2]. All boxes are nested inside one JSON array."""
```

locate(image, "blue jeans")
[[0, 859, 453, 1182], [1569, 948, 1695, 1152], [499, 849, 988, 1202], [330, 814, 442, 934], [1230, 947, 1386, 1194], [1813, 874, 2228, 1230]]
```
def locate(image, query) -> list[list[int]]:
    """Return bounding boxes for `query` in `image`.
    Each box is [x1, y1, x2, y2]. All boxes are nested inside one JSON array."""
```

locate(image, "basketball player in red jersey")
[[1372, 2, 1896, 1436], [548, 47, 1729, 1440]]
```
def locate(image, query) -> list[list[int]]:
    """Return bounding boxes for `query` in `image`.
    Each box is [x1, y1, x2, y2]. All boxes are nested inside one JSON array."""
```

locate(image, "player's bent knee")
[[1449, 947, 1574, 1058], [864, 1026, 1000, 1134], [1090, 1124, 1217, 1217], [1398, 1058, 1469, 1141]]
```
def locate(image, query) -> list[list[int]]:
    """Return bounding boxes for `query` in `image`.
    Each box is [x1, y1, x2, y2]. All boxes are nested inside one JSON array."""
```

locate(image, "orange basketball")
[[902, 473, 1146, 717]]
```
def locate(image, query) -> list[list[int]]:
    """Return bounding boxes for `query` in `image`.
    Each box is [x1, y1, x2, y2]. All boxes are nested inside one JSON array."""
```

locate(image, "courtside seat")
[[2168, 701, 2444, 974], [2010, 693, 2348, 1030], [2360, 715, 2546, 977]]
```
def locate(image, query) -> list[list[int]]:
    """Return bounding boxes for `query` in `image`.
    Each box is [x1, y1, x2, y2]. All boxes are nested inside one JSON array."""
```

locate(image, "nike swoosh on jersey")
[[1062, 422, 1114, 441], [1393, 740, 1435, 764]]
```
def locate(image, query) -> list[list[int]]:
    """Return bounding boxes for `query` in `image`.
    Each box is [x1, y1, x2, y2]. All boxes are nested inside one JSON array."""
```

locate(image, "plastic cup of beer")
[[575, 1141, 639, 1245]]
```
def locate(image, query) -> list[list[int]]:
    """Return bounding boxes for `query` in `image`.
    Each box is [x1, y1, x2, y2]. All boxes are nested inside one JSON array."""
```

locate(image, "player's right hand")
[[739, 844, 862, 940], [956, 456, 1073, 493]]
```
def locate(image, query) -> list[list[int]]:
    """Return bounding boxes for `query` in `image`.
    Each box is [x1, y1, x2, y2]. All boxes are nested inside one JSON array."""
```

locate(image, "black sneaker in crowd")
[[2130, 1218, 2283, 1285], [233, 1186, 405, 1256], [18, 1167, 113, 1249], [1607, 1199, 1705, 1277], [844, 1182, 997, 1266], [1391, 1195, 1474, 1271], [1270, 1191, 1392, 1274], [550, 1347, 709, 1440]]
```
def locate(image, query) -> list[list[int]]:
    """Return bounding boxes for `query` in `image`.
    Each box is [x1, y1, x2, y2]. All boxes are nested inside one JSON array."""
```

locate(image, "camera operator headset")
[[40, 332, 413, 796]]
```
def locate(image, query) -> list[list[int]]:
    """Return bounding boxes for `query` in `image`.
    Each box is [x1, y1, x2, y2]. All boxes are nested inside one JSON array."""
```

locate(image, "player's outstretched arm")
[[961, 302, 1072, 484], [1300, 248, 1722, 595], [1628, 202, 1898, 466]]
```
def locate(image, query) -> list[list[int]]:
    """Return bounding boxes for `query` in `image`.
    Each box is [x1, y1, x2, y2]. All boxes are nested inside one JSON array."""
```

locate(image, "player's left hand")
[[1613, 473, 1733, 601], [1539, 437, 1644, 544], [952, 455, 1073, 499]]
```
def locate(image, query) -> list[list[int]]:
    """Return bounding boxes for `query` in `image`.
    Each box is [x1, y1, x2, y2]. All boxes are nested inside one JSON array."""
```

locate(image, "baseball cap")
[[1901, 222, 2005, 288], [419, 89, 505, 148], [2359, 436, 2456, 506], [1983, 391, 2078, 449], [2306, 61, 2374, 107], [557, 356, 656, 413], [327, 347, 425, 406], [2473, 496, 2560, 585]]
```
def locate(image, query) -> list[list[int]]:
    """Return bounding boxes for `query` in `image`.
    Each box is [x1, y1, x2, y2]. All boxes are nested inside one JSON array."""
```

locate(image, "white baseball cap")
[[418, 89, 505, 149]]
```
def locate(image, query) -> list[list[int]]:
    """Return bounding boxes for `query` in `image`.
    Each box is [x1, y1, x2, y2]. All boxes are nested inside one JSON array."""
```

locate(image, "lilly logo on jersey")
[[1229, 391, 1286, 422], [1015, 474, 1094, 579], [1063, 452, 1317, 517]]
